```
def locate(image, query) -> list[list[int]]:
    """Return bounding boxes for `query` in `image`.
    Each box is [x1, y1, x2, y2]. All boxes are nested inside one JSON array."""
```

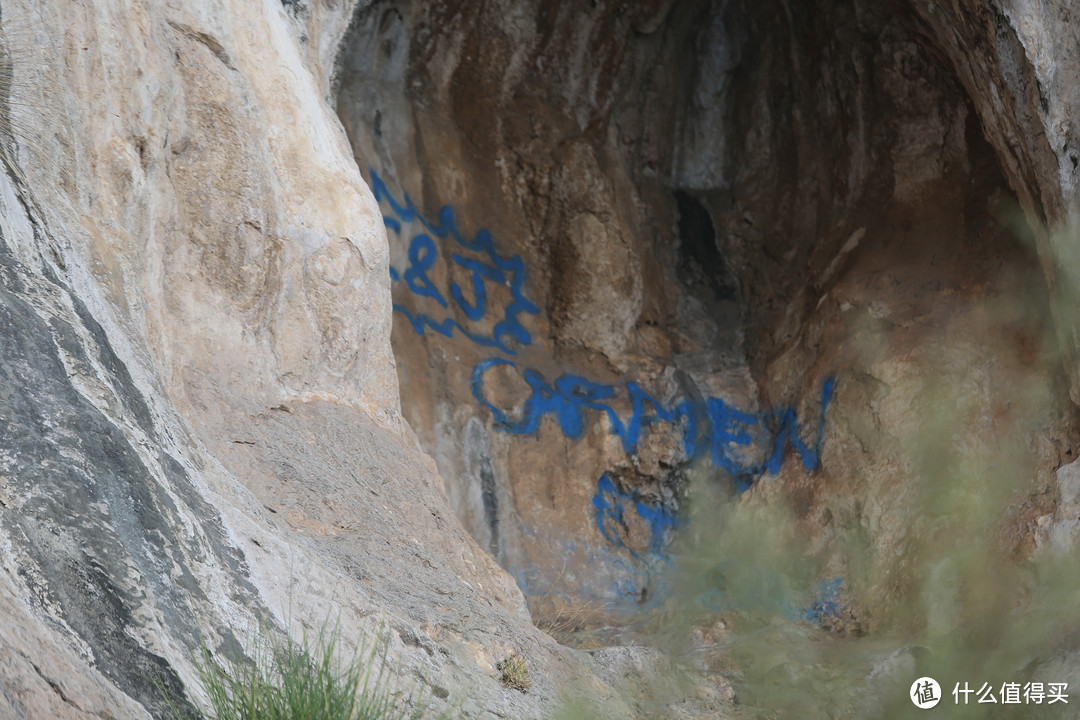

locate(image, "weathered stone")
[[0, 0, 676, 717], [5, 0, 1080, 717], [337, 0, 1080, 713]]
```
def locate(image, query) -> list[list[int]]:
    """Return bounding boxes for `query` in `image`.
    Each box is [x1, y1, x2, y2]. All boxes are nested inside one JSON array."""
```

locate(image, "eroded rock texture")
[[0, 1, 670, 718], [5, 0, 1080, 718], [336, 0, 1080, 672]]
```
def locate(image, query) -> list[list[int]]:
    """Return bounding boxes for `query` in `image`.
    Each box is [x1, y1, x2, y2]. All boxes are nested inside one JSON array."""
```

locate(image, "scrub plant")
[[496, 652, 531, 693], [162, 620, 425, 720], [554, 208, 1080, 719], [531, 561, 612, 649]]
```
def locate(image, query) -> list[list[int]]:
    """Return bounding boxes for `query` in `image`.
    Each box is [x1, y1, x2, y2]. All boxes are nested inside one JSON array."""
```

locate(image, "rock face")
[[4, 0, 1080, 718], [0, 1, 677, 718], [336, 0, 1080, 691], [337, 0, 816, 629]]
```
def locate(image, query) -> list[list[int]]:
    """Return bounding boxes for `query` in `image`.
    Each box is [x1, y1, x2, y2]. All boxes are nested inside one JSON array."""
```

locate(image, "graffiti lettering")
[[592, 474, 677, 557], [372, 169, 843, 622], [473, 358, 835, 490], [371, 170, 540, 354], [804, 577, 846, 626]]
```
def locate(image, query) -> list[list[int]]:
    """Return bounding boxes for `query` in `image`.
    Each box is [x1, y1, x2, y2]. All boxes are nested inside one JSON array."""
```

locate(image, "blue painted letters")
[[473, 358, 835, 489], [371, 170, 540, 354], [593, 474, 677, 557]]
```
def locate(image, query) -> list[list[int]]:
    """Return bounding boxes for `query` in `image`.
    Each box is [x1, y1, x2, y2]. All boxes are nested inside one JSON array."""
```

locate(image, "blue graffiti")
[[708, 376, 836, 491], [401, 234, 447, 306], [473, 358, 835, 490], [592, 474, 677, 557], [804, 577, 848, 628], [370, 170, 540, 354]]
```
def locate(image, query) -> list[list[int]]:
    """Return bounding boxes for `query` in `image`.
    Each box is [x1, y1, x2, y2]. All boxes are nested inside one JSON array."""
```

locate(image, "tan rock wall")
[[0, 1, 664, 717], [336, 0, 1080, 647], [3, 0, 1080, 716]]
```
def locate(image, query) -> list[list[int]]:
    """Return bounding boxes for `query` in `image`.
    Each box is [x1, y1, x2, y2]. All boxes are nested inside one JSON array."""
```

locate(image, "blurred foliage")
[[558, 208, 1080, 718]]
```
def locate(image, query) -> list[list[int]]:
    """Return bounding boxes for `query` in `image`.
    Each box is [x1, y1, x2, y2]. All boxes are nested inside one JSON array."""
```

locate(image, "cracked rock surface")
[[5, 0, 1080, 718]]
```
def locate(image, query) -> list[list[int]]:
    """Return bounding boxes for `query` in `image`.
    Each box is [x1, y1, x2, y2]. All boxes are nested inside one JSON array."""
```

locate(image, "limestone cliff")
[[336, 0, 1078, 627], [0, 1, 655, 718], [4, 0, 1080, 718]]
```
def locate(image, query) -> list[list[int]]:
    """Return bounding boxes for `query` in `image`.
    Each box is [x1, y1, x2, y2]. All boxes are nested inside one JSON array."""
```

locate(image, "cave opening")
[[335, 0, 1075, 671]]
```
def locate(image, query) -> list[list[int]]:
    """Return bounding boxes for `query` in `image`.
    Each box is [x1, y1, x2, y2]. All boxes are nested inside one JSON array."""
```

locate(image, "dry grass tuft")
[[497, 653, 531, 693]]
